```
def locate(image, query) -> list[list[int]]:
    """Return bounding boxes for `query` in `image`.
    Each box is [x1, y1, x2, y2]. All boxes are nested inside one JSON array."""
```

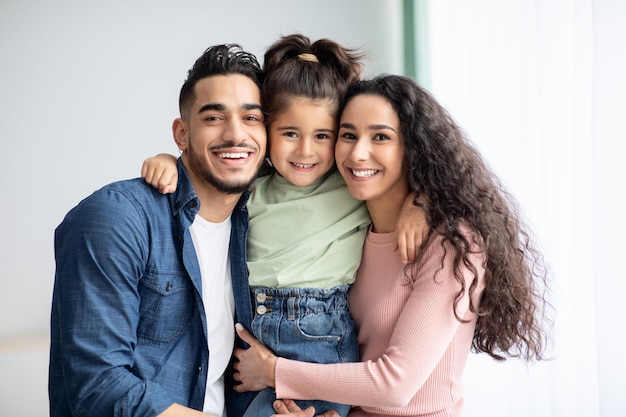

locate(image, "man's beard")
[[187, 139, 260, 194]]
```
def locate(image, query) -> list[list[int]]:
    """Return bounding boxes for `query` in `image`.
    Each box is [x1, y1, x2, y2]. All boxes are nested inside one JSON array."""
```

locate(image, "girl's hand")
[[395, 192, 429, 264], [141, 153, 179, 194], [233, 323, 278, 392]]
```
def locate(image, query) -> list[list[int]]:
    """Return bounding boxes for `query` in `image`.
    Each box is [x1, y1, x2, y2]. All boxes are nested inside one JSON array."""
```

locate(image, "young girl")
[[142, 36, 426, 417], [232, 75, 552, 417]]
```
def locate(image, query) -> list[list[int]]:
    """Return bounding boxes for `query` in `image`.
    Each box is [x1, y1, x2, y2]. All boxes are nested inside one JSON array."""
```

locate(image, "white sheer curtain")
[[415, 1, 625, 416]]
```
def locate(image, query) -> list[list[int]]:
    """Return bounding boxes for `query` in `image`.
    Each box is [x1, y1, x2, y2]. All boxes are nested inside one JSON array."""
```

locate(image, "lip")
[[347, 167, 379, 180], [213, 149, 255, 165], [290, 161, 317, 172]]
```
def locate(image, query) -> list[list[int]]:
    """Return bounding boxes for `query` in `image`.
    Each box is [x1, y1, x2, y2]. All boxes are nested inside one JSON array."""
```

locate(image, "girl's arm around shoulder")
[[395, 192, 430, 264], [142, 153, 178, 194]]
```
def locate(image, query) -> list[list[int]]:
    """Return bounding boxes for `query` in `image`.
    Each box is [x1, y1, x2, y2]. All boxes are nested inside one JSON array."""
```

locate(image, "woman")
[[233, 74, 551, 417]]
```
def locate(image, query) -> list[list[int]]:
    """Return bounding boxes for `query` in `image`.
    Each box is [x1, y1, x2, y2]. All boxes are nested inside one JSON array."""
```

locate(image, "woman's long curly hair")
[[341, 75, 551, 361]]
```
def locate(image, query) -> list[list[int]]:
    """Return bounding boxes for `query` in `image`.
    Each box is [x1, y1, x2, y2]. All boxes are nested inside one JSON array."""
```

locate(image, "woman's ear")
[[172, 118, 188, 151]]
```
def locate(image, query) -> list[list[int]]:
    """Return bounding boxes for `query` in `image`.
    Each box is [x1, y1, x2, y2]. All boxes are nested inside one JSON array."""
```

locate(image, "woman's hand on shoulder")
[[141, 153, 179, 194]]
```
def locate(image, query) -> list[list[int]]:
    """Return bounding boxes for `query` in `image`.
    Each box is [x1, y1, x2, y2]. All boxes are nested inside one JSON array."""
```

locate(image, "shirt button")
[[256, 293, 267, 303], [256, 305, 267, 315]]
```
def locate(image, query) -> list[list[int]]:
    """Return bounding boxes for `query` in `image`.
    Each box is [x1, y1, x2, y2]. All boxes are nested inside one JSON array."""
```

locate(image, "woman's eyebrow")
[[368, 124, 396, 132], [340, 121, 396, 132]]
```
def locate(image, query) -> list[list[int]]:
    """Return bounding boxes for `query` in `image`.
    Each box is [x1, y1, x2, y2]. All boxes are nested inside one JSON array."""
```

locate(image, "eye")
[[282, 131, 299, 139], [372, 133, 390, 142], [339, 131, 356, 141], [244, 114, 263, 123], [315, 133, 334, 140], [204, 114, 222, 122]]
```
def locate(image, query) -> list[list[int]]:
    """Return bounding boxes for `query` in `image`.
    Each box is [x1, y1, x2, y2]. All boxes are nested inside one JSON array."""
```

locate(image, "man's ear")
[[172, 118, 188, 151]]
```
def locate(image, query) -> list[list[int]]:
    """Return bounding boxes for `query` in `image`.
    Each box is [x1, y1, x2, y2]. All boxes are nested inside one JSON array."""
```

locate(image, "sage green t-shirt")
[[246, 170, 371, 289]]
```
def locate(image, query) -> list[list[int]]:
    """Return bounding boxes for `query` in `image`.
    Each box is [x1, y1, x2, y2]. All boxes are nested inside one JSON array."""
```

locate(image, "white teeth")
[[293, 162, 314, 169], [217, 152, 249, 159], [351, 169, 378, 178]]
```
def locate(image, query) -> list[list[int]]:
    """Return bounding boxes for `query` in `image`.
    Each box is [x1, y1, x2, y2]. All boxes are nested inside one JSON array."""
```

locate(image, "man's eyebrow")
[[198, 103, 225, 113], [242, 103, 262, 111], [197, 103, 262, 114]]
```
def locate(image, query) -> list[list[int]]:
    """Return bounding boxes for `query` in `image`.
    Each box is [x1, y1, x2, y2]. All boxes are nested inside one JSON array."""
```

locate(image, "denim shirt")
[[49, 159, 254, 417]]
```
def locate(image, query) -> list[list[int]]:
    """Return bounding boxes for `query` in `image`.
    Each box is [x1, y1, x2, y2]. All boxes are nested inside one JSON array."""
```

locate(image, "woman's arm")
[[234, 233, 485, 408]]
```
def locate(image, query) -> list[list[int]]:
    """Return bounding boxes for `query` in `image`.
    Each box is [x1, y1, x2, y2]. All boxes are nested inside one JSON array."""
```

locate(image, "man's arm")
[[52, 188, 174, 416]]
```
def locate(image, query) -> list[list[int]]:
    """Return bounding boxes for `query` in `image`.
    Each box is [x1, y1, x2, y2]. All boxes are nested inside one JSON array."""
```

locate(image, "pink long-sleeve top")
[[275, 228, 486, 417]]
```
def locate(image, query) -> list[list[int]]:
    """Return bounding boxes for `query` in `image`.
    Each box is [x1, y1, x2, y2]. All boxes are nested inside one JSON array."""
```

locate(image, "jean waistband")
[[250, 285, 350, 317]]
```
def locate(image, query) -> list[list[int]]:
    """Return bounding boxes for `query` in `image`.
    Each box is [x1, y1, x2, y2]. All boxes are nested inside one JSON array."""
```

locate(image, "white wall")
[[421, 1, 626, 416], [0, 1, 402, 415], [591, 1, 626, 415]]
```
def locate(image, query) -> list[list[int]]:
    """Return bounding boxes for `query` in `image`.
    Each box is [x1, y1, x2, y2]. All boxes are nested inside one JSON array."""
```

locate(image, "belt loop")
[[287, 296, 296, 321]]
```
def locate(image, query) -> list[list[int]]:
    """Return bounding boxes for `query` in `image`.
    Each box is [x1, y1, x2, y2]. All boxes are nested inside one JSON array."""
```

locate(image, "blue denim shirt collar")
[[170, 157, 251, 217], [170, 158, 200, 220]]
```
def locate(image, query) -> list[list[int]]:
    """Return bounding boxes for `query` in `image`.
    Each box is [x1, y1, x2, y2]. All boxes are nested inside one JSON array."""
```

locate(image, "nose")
[[223, 117, 246, 142], [297, 138, 314, 157], [349, 137, 370, 162]]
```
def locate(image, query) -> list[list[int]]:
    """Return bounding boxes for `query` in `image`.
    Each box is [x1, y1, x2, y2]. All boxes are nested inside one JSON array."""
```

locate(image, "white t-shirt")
[[189, 215, 235, 417]]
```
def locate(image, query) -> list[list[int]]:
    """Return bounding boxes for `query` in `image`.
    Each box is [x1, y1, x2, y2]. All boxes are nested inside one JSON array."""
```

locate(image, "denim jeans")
[[243, 285, 357, 417]]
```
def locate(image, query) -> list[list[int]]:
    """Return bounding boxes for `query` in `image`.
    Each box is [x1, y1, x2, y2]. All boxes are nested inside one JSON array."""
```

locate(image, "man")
[[49, 44, 266, 417]]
